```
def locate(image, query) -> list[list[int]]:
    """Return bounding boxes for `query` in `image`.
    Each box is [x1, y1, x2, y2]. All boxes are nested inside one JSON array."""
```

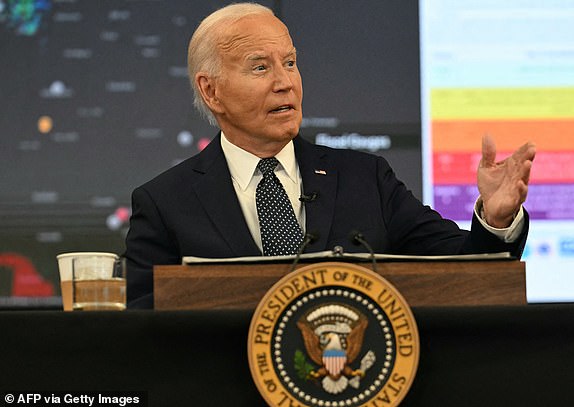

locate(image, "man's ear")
[[195, 73, 224, 114]]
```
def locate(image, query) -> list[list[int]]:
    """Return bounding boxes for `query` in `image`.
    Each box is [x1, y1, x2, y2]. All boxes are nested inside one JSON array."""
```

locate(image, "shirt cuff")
[[474, 198, 525, 243]]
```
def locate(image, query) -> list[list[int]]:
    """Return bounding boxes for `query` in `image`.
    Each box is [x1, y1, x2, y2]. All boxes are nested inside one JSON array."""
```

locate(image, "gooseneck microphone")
[[350, 230, 377, 272], [299, 191, 318, 203], [290, 231, 320, 273]]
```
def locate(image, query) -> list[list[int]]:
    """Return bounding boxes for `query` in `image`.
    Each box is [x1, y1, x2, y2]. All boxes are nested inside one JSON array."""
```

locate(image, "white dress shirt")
[[221, 132, 305, 253]]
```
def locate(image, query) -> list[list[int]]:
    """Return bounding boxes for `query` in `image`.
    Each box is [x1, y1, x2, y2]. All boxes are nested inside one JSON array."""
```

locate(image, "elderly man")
[[124, 3, 535, 308]]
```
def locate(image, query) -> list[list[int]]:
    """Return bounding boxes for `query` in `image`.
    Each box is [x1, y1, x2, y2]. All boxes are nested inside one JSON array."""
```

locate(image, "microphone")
[[299, 191, 318, 203], [350, 230, 377, 272], [290, 231, 320, 273]]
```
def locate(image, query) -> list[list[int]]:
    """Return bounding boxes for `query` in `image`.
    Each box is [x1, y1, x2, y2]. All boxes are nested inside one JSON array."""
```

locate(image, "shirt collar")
[[220, 132, 298, 191]]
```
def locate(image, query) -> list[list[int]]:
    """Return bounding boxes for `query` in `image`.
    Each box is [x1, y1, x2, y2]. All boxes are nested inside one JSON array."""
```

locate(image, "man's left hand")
[[477, 134, 536, 228]]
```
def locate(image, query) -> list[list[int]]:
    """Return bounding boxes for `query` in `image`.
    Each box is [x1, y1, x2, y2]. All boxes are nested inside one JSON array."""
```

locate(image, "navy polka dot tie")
[[256, 157, 304, 256]]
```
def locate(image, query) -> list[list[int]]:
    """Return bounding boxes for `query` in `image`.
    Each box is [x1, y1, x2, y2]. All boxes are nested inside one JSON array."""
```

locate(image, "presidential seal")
[[248, 262, 419, 407]]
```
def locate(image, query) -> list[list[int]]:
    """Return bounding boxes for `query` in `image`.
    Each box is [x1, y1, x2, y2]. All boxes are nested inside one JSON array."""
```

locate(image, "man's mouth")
[[270, 105, 293, 113]]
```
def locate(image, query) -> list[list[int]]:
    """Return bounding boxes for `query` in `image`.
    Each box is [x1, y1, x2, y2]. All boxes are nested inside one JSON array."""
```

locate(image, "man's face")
[[208, 14, 303, 156]]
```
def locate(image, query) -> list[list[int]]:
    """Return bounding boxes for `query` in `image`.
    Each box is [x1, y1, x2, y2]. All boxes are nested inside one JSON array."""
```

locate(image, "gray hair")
[[187, 3, 275, 126]]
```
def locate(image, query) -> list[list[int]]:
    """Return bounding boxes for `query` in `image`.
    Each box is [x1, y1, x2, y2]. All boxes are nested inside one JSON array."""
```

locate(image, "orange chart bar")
[[432, 119, 574, 152]]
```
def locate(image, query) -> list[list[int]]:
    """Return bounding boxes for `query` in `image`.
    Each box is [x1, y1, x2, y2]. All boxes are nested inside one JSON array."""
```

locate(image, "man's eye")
[[254, 65, 266, 72], [286, 60, 296, 68]]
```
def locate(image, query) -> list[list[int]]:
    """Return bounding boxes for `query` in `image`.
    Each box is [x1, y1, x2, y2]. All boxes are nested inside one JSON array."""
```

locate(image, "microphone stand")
[[289, 232, 319, 273], [350, 231, 377, 273]]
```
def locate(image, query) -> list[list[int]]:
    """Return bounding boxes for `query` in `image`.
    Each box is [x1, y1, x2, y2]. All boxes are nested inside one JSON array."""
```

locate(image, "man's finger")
[[516, 180, 529, 205], [481, 134, 497, 167], [513, 141, 537, 162], [519, 158, 533, 184]]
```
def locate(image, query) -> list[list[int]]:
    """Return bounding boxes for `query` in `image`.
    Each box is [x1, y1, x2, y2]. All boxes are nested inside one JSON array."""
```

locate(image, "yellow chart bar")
[[431, 87, 574, 120]]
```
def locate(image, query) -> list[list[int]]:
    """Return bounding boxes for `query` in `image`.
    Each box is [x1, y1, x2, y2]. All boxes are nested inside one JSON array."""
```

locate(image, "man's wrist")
[[474, 198, 525, 243], [477, 199, 515, 229]]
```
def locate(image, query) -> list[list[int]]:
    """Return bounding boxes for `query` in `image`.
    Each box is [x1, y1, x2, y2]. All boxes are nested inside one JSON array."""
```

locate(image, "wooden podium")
[[154, 259, 526, 310]]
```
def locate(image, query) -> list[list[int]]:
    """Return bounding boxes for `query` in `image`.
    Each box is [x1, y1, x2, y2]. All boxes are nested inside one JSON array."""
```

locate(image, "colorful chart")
[[420, 0, 574, 302]]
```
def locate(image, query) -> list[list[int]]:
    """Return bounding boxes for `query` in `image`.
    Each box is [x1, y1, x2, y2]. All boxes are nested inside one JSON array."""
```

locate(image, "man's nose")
[[272, 66, 294, 92]]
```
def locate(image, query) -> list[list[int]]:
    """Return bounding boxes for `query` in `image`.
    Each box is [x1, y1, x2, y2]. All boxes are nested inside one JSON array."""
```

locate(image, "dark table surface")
[[0, 305, 573, 406]]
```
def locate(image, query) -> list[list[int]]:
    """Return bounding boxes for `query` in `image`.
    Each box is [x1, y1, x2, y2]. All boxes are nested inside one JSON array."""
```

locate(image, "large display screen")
[[420, 0, 574, 302]]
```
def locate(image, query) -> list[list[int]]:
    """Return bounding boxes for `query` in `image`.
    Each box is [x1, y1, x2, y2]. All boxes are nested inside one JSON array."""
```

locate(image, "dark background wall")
[[0, 0, 420, 304]]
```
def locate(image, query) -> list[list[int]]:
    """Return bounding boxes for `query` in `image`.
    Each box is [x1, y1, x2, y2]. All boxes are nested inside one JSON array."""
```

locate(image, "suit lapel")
[[188, 134, 338, 256], [190, 134, 261, 256], [294, 136, 338, 252]]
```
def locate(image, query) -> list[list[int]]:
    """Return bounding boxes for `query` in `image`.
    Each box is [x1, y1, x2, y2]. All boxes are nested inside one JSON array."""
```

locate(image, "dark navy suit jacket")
[[125, 134, 528, 308]]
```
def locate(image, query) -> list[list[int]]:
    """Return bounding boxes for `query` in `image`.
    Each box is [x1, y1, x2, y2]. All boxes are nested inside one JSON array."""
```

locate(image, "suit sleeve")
[[124, 186, 181, 309], [376, 156, 528, 257]]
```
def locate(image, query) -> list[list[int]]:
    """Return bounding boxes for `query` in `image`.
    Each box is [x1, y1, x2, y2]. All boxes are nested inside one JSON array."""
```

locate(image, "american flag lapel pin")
[[314, 169, 327, 175]]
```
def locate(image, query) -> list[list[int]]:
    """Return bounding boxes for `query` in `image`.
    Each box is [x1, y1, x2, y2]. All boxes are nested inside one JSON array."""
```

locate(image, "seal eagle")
[[297, 303, 369, 394]]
